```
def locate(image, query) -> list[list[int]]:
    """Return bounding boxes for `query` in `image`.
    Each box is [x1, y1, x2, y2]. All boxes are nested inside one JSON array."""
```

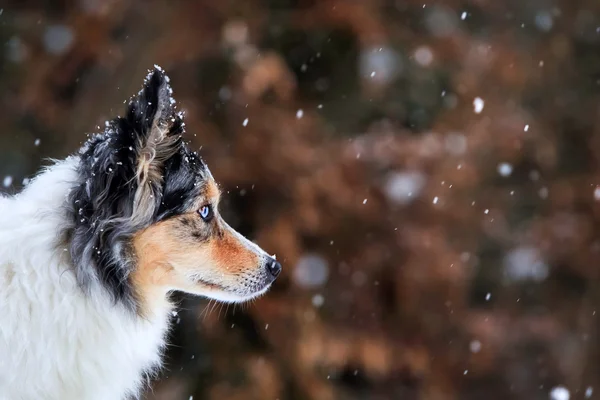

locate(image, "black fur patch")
[[157, 147, 205, 220], [65, 67, 206, 312]]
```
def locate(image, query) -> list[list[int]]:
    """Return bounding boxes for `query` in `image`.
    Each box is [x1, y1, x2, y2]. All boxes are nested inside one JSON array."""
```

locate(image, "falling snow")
[[293, 254, 329, 288], [218, 86, 232, 101], [242, 118, 249, 127], [383, 171, 427, 205], [2, 176, 13, 187], [296, 109, 304, 119], [473, 97, 485, 113], [549, 386, 570, 400], [497, 162, 513, 177], [504, 246, 549, 282], [43, 25, 74, 55], [312, 294, 324, 307], [469, 340, 481, 353], [414, 46, 434, 66], [535, 11, 554, 32], [359, 46, 402, 84]]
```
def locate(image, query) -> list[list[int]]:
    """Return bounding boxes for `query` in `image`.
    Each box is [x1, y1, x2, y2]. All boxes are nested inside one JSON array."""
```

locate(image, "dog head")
[[67, 66, 281, 313]]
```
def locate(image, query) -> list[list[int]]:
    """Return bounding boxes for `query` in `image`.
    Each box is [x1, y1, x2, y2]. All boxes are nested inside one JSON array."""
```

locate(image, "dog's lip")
[[190, 275, 273, 298], [191, 276, 224, 290]]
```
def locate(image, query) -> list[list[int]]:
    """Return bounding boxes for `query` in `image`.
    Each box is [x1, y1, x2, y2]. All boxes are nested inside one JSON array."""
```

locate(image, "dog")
[[0, 66, 281, 400]]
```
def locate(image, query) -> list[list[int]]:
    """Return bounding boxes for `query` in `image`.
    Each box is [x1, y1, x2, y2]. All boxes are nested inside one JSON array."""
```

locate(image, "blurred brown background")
[[2, 0, 600, 399]]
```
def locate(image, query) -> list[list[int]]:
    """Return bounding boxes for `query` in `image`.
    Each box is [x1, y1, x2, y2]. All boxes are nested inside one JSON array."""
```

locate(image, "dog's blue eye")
[[198, 205, 213, 222]]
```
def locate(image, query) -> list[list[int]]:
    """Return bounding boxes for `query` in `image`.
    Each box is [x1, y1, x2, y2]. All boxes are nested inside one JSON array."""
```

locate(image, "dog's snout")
[[266, 257, 282, 278]]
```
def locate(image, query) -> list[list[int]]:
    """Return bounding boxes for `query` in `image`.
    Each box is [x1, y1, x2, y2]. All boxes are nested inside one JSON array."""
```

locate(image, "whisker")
[[199, 299, 212, 321]]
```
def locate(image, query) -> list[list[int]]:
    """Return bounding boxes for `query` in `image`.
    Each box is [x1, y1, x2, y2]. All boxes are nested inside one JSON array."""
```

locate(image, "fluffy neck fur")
[[0, 158, 172, 400]]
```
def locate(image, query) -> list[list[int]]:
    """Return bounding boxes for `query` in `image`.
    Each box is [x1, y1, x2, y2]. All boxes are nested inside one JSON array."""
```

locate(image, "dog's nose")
[[266, 257, 282, 278]]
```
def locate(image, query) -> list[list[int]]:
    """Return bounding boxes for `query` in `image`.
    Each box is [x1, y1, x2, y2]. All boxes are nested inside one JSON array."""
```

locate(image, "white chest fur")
[[0, 160, 172, 400]]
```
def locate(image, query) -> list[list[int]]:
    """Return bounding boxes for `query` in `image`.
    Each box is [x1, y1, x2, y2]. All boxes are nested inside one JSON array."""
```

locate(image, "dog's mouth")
[[190, 275, 225, 291], [189, 274, 273, 303]]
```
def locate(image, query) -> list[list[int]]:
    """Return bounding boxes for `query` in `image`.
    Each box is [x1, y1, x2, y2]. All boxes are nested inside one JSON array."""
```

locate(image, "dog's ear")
[[118, 66, 185, 224], [68, 66, 187, 310]]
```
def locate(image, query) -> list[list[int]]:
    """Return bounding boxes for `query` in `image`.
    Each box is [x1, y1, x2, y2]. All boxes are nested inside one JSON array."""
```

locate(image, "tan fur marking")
[[204, 179, 221, 203], [131, 211, 263, 314], [131, 221, 179, 314], [210, 229, 259, 273]]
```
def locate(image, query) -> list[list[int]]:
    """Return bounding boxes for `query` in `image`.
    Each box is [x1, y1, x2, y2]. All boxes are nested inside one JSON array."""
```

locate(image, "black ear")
[[67, 65, 186, 311], [119, 66, 186, 223], [125, 65, 184, 145]]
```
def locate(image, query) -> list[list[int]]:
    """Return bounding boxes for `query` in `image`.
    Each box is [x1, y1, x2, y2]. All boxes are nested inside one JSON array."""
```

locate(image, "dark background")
[[1, 1, 600, 399]]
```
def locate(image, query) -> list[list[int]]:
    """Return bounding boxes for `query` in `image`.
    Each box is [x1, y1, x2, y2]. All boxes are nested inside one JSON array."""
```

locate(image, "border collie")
[[0, 66, 281, 400]]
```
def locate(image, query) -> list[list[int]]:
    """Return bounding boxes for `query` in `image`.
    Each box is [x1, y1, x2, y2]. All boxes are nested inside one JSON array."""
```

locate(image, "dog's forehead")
[[174, 149, 219, 209], [202, 176, 220, 201], [191, 166, 219, 206]]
